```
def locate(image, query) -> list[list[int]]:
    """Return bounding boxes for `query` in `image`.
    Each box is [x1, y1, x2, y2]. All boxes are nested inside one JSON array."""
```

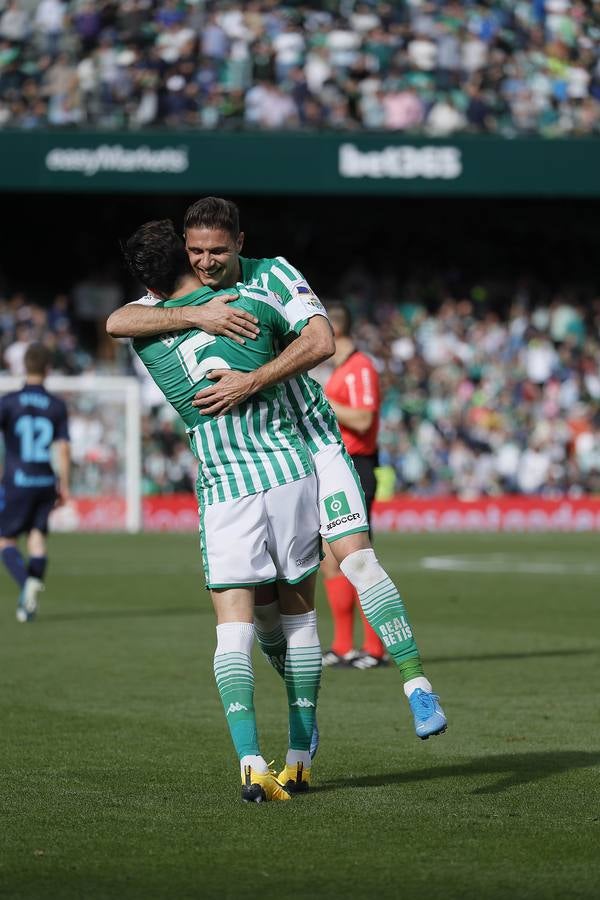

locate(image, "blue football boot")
[[408, 688, 447, 740], [309, 716, 320, 760]]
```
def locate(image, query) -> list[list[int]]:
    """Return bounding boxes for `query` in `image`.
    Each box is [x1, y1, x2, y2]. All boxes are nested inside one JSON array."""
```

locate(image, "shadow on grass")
[[321, 750, 600, 795], [426, 648, 598, 665], [40, 606, 199, 623]]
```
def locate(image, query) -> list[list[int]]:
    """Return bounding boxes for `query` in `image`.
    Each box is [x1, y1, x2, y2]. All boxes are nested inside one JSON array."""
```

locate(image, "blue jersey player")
[[0, 343, 70, 622]]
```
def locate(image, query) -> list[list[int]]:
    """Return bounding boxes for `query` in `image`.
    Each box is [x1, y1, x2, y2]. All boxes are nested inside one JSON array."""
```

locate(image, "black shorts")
[[351, 453, 378, 530], [0, 485, 57, 538]]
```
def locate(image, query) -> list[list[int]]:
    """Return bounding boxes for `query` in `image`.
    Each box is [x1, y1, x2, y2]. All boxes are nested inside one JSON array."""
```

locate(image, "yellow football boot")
[[277, 761, 311, 794], [241, 765, 292, 803]]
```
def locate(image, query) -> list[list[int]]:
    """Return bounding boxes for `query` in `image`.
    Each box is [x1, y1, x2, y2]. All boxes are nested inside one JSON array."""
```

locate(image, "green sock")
[[398, 655, 425, 683], [281, 612, 321, 753], [359, 578, 422, 667], [214, 624, 259, 760], [254, 621, 287, 679], [341, 551, 425, 683]]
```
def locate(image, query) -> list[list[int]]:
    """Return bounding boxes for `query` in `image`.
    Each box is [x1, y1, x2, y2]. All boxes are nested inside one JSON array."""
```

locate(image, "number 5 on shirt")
[[177, 332, 231, 384]]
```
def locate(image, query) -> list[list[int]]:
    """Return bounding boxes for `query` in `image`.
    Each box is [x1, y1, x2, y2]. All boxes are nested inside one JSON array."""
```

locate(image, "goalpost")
[[0, 375, 142, 533]]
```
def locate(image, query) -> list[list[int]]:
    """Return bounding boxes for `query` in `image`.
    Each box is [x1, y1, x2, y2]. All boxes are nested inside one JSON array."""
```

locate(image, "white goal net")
[[0, 375, 142, 532]]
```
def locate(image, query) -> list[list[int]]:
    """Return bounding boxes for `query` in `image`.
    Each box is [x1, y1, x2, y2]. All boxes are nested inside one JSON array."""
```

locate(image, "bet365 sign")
[[338, 143, 462, 180]]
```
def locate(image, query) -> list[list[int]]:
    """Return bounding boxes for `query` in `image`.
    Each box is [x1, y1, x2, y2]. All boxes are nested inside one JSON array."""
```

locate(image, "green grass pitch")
[[1, 532, 598, 900]]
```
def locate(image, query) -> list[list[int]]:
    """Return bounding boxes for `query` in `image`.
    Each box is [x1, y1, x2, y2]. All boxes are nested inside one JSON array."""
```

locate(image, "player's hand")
[[192, 370, 257, 416], [183, 295, 259, 344], [55, 485, 70, 508]]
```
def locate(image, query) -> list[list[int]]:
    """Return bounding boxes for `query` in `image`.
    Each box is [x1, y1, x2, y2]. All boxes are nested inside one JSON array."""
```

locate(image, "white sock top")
[[340, 548, 387, 593], [286, 749, 312, 769], [280, 610, 319, 645], [215, 621, 255, 656], [240, 755, 269, 775], [403, 676, 433, 698]]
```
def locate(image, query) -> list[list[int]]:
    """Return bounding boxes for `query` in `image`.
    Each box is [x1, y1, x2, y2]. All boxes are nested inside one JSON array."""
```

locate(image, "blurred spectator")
[[3, 320, 33, 374], [33, 0, 66, 58], [0, 270, 599, 497], [71, 268, 121, 360], [425, 95, 467, 136], [355, 288, 600, 498], [0, 1, 599, 135], [0, 1, 30, 45]]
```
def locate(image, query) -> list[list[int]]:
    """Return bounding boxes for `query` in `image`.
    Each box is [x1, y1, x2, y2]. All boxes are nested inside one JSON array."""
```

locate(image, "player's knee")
[[340, 548, 387, 592], [334, 532, 371, 557], [253, 601, 280, 631]]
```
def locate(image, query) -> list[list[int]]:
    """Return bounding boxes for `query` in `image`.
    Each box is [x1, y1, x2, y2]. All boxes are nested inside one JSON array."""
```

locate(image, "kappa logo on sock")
[[324, 490, 352, 521], [291, 697, 316, 708], [226, 701, 249, 716]]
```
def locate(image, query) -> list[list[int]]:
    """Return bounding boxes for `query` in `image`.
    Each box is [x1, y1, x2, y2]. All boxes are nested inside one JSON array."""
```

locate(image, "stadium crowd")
[[0, 278, 598, 498], [0, 1, 599, 135]]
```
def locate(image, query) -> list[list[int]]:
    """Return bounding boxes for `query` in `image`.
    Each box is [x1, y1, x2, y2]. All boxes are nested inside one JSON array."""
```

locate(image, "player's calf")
[[340, 549, 448, 738]]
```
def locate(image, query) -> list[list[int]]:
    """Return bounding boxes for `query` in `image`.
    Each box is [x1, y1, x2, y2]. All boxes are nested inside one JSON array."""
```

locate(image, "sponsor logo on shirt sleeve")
[[293, 283, 326, 311]]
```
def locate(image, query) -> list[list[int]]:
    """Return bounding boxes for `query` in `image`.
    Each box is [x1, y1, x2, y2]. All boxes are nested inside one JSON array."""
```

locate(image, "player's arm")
[[329, 362, 379, 434], [193, 267, 334, 415], [192, 315, 335, 416], [106, 295, 260, 344], [248, 315, 334, 390], [328, 400, 373, 434], [54, 439, 71, 506]]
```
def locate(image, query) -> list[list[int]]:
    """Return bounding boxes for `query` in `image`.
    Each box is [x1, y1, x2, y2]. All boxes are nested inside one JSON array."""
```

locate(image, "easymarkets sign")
[[45, 144, 189, 176], [1, 130, 600, 194]]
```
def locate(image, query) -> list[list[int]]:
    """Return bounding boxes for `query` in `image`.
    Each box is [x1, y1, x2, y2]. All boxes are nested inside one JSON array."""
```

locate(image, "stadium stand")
[[0, 0, 599, 135], [0, 280, 598, 497]]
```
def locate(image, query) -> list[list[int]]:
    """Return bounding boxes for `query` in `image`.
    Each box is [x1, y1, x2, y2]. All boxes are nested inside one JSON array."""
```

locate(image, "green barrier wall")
[[0, 130, 599, 195]]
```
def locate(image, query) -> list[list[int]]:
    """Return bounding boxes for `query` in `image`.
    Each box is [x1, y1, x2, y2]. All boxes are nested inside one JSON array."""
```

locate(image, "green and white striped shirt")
[[133, 284, 313, 506], [239, 256, 343, 454]]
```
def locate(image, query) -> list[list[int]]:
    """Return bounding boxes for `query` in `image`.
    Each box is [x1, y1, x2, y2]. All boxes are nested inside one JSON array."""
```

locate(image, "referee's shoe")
[[350, 652, 390, 670]]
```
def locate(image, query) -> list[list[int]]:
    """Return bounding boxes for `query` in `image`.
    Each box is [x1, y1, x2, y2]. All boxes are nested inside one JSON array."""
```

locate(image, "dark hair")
[[122, 219, 191, 297], [327, 303, 352, 337], [184, 196, 240, 238], [24, 342, 51, 376]]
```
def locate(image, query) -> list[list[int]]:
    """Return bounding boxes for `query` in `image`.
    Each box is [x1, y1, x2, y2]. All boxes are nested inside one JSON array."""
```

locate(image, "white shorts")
[[314, 443, 370, 543], [199, 474, 321, 589]]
